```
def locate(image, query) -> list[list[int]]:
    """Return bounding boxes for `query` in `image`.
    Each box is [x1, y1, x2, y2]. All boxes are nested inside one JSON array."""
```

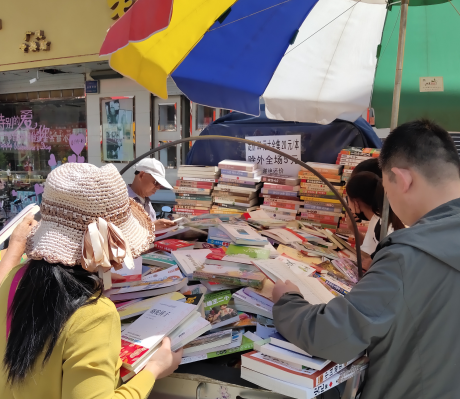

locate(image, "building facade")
[[0, 0, 226, 210]]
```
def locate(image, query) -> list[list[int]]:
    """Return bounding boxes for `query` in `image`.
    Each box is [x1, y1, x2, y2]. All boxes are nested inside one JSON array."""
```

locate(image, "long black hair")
[[3, 259, 102, 383], [346, 171, 405, 231]]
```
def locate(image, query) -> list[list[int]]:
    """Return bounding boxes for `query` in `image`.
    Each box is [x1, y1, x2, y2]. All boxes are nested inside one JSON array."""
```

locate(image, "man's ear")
[[137, 171, 145, 179], [391, 167, 412, 193]]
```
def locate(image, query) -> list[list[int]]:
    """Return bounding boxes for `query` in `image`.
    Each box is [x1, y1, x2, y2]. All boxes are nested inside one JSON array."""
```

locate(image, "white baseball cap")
[[135, 158, 173, 190]]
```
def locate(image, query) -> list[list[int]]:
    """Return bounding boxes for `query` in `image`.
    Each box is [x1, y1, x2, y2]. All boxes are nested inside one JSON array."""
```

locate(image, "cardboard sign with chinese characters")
[[245, 135, 301, 177]]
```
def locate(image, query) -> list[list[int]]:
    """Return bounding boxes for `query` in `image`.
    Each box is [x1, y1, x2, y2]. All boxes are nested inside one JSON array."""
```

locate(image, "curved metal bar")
[[120, 135, 363, 278]]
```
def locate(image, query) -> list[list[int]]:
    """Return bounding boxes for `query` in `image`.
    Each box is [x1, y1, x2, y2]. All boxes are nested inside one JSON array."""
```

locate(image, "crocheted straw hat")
[[26, 163, 155, 266]]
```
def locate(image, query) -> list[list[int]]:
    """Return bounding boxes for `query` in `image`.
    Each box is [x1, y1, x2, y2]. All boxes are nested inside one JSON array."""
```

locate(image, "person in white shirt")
[[128, 158, 176, 230], [346, 171, 405, 269]]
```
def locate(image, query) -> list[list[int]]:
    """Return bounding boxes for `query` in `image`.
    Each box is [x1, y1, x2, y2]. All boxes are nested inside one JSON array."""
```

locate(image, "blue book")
[[207, 238, 230, 247], [220, 169, 257, 178], [208, 227, 232, 242]]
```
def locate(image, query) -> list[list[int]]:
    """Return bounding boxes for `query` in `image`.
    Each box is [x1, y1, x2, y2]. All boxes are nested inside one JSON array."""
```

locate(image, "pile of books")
[[98, 171, 368, 393], [336, 147, 380, 184], [211, 160, 262, 215], [259, 174, 302, 221], [173, 165, 220, 217], [335, 147, 380, 236], [298, 162, 344, 231], [242, 335, 368, 399]]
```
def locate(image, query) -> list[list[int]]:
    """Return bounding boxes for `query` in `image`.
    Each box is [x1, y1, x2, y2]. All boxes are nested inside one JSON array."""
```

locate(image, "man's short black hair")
[[134, 171, 140, 175], [351, 158, 382, 179], [380, 119, 460, 182]]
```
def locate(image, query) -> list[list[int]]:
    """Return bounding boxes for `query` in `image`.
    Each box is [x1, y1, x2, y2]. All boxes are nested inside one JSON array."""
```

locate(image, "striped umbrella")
[[100, 0, 387, 125]]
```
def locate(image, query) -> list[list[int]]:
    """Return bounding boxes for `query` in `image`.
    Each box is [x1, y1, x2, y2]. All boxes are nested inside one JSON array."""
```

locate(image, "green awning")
[[372, 0, 460, 131]]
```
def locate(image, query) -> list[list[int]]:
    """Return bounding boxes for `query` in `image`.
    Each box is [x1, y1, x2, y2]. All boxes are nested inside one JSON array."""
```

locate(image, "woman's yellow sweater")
[[0, 264, 156, 399]]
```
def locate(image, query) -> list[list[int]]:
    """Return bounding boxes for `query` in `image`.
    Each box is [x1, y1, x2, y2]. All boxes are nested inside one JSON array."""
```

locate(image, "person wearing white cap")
[[127, 158, 176, 230]]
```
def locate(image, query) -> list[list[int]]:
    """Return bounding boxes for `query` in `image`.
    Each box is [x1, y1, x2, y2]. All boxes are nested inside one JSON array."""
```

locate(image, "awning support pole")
[[381, 0, 409, 240]]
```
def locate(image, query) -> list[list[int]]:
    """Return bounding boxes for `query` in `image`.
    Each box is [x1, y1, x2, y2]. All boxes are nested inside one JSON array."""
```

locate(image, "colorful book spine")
[[173, 207, 209, 214], [300, 196, 341, 204], [176, 180, 215, 188], [207, 238, 231, 247], [263, 201, 297, 210], [220, 169, 259, 178], [262, 189, 298, 197], [179, 177, 219, 183], [263, 184, 299, 192]]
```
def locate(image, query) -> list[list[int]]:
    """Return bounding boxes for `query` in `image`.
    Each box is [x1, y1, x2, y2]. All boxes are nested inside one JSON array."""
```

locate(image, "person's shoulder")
[[66, 295, 118, 334], [0, 263, 28, 289]]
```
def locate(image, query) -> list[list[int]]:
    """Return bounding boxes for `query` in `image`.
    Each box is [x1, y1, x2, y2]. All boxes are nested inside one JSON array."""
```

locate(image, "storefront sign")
[[85, 80, 99, 94], [19, 30, 51, 53], [420, 77, 444, 92], [245, 134, 301, 177], [108, 0, 135, 20]]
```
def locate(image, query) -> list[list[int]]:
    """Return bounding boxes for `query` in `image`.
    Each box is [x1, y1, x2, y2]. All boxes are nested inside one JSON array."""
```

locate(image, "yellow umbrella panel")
[[109, 0, 237, 99]]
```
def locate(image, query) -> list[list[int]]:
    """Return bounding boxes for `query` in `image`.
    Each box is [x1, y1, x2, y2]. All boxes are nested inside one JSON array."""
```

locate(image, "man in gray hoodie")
[[273, 119, 460, 399]]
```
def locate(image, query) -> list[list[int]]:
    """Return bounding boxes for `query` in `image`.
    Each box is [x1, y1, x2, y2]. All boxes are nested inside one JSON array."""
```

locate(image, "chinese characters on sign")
[[245, 135, 302, 177], [108, 0, 135, 20], [0, 110, 52, 152], [19, 30, 51, 53], [419, 76, 444, 92]]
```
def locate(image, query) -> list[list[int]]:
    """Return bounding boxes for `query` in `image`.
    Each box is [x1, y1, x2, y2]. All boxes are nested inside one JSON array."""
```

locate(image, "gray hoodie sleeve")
[[273, 248, 404, 364]]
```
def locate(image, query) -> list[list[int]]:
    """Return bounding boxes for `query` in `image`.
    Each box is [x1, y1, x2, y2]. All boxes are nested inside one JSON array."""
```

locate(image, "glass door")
[[153, 96, 182, 186]]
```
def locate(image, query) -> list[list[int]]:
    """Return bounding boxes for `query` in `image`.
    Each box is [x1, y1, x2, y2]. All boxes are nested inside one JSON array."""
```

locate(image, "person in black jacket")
[[273, 119, 460, 399]]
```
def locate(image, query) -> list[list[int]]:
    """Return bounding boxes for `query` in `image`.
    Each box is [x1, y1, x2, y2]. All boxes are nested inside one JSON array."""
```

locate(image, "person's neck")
[[130, 181, 144, 198], [412, 182, 460, 223]]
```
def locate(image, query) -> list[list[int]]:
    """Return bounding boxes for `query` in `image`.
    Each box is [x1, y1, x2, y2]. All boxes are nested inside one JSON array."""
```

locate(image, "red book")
[[263, 201, 298, 210], [302, 214, 341, 223], [263, 183, 300, 192], [153, 239, 194, 252]]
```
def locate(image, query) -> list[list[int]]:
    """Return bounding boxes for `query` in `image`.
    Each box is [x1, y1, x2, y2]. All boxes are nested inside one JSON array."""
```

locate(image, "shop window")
[[0, 98, 87, 213], [158, 104, 177, 132], [196, 105, 214, 130], [158, 140, 178, 169]]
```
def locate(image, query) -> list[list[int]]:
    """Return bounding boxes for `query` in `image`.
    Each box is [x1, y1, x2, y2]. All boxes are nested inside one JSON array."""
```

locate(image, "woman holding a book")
[[346, 171, 405, 268], [0, 163, 183, 399]]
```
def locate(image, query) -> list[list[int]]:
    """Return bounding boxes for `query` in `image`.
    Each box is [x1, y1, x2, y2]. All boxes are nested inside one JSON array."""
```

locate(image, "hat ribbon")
[[81, 217, 134, 273]]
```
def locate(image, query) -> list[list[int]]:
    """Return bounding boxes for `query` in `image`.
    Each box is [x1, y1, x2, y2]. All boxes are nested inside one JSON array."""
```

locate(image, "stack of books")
[[173, 165, 220, 217], [241, 335, 368, 399], [259, 174, 302, 221], [298, 162, 344, 231], [211, 160, 262, 215], [336, 147, 380, 184]]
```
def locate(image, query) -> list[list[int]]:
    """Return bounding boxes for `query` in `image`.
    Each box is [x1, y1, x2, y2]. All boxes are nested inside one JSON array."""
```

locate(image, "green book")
[[225, 244, 270, 259]]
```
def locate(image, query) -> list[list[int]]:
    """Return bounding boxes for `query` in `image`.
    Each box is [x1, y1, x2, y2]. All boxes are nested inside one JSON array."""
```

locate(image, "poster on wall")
[[101, 98, 135, 162], [245, 134, 302, 177]]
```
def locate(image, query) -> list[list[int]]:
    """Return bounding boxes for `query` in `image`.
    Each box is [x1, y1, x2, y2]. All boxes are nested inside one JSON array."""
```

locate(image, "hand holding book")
[[144, 337, 183, 380], [272, 280, 302, 304]]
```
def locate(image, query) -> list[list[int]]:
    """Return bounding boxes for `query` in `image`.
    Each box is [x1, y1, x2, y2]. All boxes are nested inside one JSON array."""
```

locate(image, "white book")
[[182, 329, 233, 356], [120, 298, 197, 370], [200, 280, 239, 292], [252, 258, 334, 305], [233, 289, 273, 319], [169, 313, 211, 351], [217, 184, 260, 193], [256, 343, 330, 371], [218, 224, 268, 246], [117, 292, 185, 320], [260, 228, 304, 245], [183, 329, 243, 357], [218, 159, 260, 171], [259, 205, 298, 214], [241, 357, 367, 399], [269, 332, 311, 357], [220, 174, 262, 183], [171, 249, 214, 278], [178, 165, 219, 173], [107, 276, 188, 301], [0, 204, 40, 245]]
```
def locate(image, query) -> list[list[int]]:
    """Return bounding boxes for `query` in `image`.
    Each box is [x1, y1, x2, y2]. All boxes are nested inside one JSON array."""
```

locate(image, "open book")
[[252, 257, 335, 305]]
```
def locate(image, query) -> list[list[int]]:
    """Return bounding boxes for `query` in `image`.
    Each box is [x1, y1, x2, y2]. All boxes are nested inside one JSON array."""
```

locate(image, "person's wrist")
[[283, 291, 304, 299]]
